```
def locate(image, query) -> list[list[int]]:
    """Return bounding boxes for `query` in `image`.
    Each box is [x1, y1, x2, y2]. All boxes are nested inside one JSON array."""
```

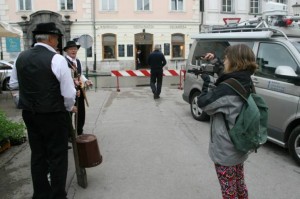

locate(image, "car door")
[[0, 62, 10, 86], [252, 41, 300, 146]]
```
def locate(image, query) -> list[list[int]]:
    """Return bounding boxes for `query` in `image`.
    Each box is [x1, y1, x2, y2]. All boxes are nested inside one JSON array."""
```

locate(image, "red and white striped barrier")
[[111, 69, 181, 77], [111, 69, 186, 91]]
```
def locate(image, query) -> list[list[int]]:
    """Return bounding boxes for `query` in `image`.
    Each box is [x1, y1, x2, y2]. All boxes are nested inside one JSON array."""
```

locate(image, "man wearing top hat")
[[10, 22, 76, 199], [64, 40, 93, 135]]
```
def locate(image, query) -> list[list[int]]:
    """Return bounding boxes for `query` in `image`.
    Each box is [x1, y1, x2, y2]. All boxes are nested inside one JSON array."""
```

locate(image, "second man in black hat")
[[64, 40, 93, 135]]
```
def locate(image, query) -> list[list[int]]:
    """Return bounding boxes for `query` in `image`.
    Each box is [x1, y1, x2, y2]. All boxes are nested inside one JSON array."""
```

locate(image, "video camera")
[[187, 55, 223, 76]]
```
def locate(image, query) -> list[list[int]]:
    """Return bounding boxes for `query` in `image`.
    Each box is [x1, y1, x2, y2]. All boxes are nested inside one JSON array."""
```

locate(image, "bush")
[[0, 110, 26, 143]]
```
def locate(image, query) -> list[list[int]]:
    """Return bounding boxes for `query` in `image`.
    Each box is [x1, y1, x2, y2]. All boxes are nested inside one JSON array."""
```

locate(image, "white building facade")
[[0, 0, 299, 72]]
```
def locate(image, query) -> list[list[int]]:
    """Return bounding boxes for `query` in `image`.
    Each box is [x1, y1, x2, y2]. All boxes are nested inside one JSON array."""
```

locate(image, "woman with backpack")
[[197, 44, 258, 199]]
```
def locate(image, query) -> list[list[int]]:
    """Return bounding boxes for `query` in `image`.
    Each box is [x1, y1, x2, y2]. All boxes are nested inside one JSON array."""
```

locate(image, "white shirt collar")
[[66, 55, 76, 62], [34, 43, 56, 53]]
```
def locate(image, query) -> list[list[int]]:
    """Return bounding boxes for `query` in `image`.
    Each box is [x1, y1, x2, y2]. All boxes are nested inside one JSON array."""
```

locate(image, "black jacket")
[[147, 50, 167, 71]]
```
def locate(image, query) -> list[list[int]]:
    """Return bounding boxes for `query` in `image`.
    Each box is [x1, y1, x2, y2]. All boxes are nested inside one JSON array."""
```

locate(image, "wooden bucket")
[[76, 134, 102, 168]]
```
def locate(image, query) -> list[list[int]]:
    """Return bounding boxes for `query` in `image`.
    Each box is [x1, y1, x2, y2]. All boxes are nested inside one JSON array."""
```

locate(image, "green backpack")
[[221, 78, 268, 153]]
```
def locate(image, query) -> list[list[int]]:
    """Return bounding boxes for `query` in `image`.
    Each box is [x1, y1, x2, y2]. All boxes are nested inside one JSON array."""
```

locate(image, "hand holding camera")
[[188, 52, 223, 77], [201, 53, 215, 61]]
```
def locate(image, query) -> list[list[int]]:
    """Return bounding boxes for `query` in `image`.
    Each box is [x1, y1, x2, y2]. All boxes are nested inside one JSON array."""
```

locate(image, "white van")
[[182, 21, 300, 165]]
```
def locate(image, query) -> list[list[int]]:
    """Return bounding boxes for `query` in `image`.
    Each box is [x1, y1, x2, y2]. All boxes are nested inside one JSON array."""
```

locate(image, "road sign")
[[78, 34, 93, 77], [78, 34, 93, 49]]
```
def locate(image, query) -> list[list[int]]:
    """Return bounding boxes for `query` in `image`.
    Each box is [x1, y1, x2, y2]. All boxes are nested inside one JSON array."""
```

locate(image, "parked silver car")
[[183, 22, 300, 165], [0, 60, 13, 92]]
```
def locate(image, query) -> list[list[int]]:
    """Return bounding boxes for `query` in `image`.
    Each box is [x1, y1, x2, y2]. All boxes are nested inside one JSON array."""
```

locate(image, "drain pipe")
[[92, 0, 97, 71], [199, 12, 204, 32], [199, 0, 204, 32]]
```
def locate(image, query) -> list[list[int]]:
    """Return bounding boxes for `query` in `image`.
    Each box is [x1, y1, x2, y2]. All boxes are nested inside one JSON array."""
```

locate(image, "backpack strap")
[[221, 78, 250, 132], [222, 78, 249, 101]]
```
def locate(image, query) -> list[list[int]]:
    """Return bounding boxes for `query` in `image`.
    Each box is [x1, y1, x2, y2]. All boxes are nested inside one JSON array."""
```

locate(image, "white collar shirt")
[[65, 55, 88, 82]]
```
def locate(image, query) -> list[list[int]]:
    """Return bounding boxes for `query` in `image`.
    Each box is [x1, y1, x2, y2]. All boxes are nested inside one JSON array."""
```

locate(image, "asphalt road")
[[0, 77, 300, 199]]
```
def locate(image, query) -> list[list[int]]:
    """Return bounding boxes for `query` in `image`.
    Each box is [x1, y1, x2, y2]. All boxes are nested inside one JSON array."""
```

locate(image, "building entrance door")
[[135, 32, 153, 69], [136, 44, 152, 69]]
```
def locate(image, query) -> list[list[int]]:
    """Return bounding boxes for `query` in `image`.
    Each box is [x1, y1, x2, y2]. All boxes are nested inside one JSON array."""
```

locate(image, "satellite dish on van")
[[78, 34, 93, 49]]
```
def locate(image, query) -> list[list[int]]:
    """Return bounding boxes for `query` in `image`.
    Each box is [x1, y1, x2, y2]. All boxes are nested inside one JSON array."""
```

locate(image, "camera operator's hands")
[[201, 74, 214, 92], [201, 74, 211, 82], [202, 53, 215, 61]]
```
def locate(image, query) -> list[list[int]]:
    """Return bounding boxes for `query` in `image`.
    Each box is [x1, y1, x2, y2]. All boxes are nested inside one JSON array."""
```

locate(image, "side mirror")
[[275, 66, 300, 85]]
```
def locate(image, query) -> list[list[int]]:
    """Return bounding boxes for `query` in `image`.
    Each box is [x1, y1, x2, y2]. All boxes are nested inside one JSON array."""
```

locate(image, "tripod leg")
[[68, 113, 88, 188]]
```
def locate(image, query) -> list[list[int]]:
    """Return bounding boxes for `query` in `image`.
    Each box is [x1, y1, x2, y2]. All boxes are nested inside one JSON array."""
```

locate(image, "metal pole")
[[0, 38, 3, 60], [85, 48, 88, 78], [92, 0, 97, 72]]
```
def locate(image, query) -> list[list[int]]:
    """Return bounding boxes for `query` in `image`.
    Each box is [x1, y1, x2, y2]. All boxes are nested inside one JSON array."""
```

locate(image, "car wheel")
[[190, 92, 209, 121], [288, 126, 300, 165], [2, 77, 10, 91]]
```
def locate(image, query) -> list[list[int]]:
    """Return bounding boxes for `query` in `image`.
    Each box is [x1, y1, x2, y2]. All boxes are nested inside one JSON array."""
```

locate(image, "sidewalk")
[[2, 86, 300, 199], [0, 89, 112, 199], [67, 87, 220, 199], [0, 75, 190, 199], [0, 87, 218, 199]]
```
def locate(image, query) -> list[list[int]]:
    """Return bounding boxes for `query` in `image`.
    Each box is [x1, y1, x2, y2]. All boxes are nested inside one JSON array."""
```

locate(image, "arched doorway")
[[135, 32, 153, 69], [18, 10, 72, 51]]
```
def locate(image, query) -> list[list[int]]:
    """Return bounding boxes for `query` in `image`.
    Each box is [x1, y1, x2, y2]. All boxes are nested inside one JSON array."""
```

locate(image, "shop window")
[[102, 34, 116, 59], [19, 0, 32, 11], [87, 47, 92, 57], [276, 0, 286, 4], [127, 45, 133, 57], [164, 43, 170, 56], [171, 34, 185, 58], [118, 45, 125, 57]]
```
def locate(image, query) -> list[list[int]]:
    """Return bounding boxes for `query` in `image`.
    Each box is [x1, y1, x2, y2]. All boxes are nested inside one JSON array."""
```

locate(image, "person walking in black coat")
[[147, 44, 167, 99]]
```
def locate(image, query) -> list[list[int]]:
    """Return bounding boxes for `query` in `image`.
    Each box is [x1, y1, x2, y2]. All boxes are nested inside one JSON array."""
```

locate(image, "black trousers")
[[75, 89, 86, 135], [150, 70, 163, 96], [22, 110, 68, 199]]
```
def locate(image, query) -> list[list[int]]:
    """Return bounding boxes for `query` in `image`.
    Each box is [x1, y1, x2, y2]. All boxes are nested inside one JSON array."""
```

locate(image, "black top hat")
[[32, 22, 63, 36], [63, 41, 81, 51]]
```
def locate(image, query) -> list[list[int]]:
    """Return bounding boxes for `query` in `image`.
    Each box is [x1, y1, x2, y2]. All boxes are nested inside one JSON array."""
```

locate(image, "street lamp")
[[292, 2, 300, 16]]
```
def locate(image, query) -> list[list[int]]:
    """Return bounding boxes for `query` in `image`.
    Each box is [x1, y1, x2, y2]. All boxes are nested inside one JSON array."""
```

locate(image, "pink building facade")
[[0, 0, 298, 72], [0, 0, 200, 72]]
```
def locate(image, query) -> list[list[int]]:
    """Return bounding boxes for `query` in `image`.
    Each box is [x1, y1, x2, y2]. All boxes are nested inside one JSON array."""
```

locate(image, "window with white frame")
[[171, 0, 183, 11], [276, 0, 287, 4], [171, 33, 185, 58], [103, 34, 116, 59], [250, 0, 260, 14], [137, 0, 150, 11], [222, 0, 233, 13], [101, 0, 116, 11], [60, 0, 74, 11], [18, 0, 32, 11]]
